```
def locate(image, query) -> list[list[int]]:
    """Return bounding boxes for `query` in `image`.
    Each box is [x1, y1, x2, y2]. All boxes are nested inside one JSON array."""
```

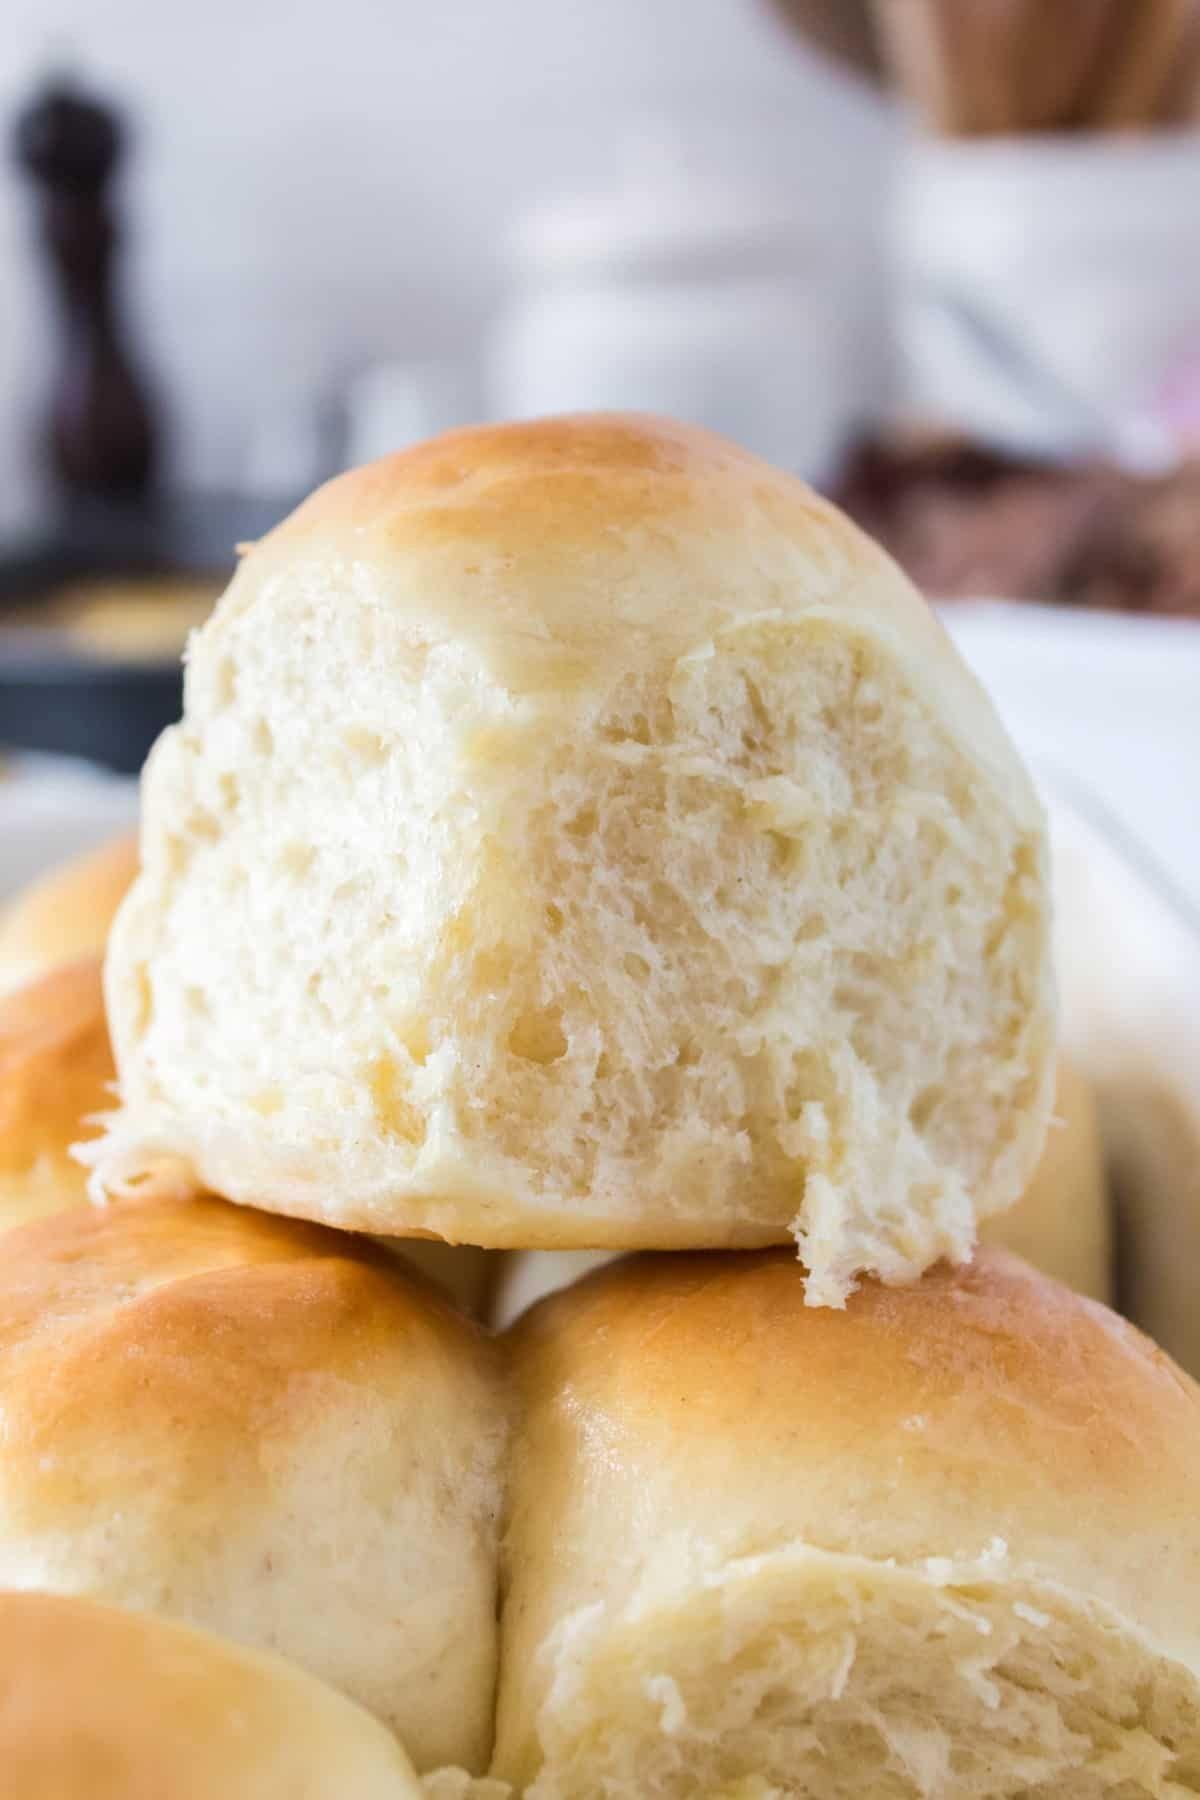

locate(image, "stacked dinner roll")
[[0, 843, 143, 1232], [94, 414, 1055, 1306], [1, 414, 1197, 1797], [497, 1249, 1200, 1796], [0, 831, 137, 996], [1050, 794, 1200, 1383], [0, 1194, 505, 1774], [979, 1053, 1110, 1302], [0, 1590, 422, 1798], [0, 839, 140, 1226], [0, 957, 118, 1229]]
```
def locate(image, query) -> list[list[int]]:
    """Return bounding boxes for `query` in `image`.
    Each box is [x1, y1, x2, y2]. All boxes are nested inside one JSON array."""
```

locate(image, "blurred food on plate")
[[774, 0, 1200, 131], [836, 432, 1200, 613], [770, 1, 1200, 613], [3, 574, 219, 661]]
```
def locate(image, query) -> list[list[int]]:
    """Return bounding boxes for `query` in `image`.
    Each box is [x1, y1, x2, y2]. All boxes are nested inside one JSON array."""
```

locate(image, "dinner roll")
[[1050, 793, 1200, 1376], [0, 1195, 505, 1773], [0, 951, 490, 1301], [0, 1590, 420, 1798], [488, 1057, 1111, 1327], [0, 957, 115, 1230], [495, 1247, 1200, 1797], [0, 832, 136, 995], [98, 414, 1053, 1303], [977, 1055, 1111, 1302]]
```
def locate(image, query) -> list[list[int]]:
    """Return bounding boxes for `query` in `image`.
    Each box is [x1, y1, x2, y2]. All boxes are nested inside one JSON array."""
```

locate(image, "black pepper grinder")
[[12, 76, 158, 504]]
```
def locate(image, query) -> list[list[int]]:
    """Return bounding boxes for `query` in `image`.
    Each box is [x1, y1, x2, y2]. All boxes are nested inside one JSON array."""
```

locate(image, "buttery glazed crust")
[[0, 1194, 506, 1773], [0, 1589, 420, 1798]]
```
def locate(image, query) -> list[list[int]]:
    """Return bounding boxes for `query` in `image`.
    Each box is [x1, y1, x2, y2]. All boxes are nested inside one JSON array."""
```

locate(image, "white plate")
[[0, 754, 138, 905], [944, 601, 1200, 909]]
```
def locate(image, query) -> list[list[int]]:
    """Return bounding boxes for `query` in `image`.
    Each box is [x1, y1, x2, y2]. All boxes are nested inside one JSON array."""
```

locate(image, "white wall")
[[0, 0, 891, 514]]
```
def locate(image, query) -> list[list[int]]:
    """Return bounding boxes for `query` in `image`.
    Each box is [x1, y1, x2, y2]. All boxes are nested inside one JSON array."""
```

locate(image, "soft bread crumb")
[[513, 1552, 1200, 1799], [96, 417, 1055, 1295]]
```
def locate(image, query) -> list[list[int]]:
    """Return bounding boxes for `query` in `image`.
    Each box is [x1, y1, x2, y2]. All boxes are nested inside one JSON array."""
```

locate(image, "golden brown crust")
[[0, 834, 137, 993], [0, 1198, 479, 1541], [0, 1195, 506, 1771], [249, 415, 999, 749], [511, 1246, 1198, 1547], [0, 957, 114, 1228], [0, 1590, 420, 1797], [496, 1246, 1200, 1775]]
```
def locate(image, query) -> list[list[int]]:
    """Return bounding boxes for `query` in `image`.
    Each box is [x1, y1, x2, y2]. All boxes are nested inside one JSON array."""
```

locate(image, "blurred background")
[[4, 2, 1200, 1366], [0, 1, 887, 520], [1, 0, 1198, 899]]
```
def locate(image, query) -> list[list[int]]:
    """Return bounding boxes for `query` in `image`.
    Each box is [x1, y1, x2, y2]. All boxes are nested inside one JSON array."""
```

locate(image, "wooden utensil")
[[866, 0, 1200, 133], [873, 0, 962, 130], [762, 0, 884, 82], [1015, 0, 1124, 132], [1093, 0, 1196, 128]]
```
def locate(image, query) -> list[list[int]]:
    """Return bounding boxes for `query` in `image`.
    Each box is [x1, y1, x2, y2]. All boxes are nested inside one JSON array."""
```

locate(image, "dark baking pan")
[[0, 490, 292, 774], [0, 649, 184, 774]]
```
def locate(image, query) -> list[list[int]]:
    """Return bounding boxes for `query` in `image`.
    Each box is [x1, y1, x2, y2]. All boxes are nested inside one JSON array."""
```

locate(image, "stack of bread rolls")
[[0, 415, 1196, 1799]]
